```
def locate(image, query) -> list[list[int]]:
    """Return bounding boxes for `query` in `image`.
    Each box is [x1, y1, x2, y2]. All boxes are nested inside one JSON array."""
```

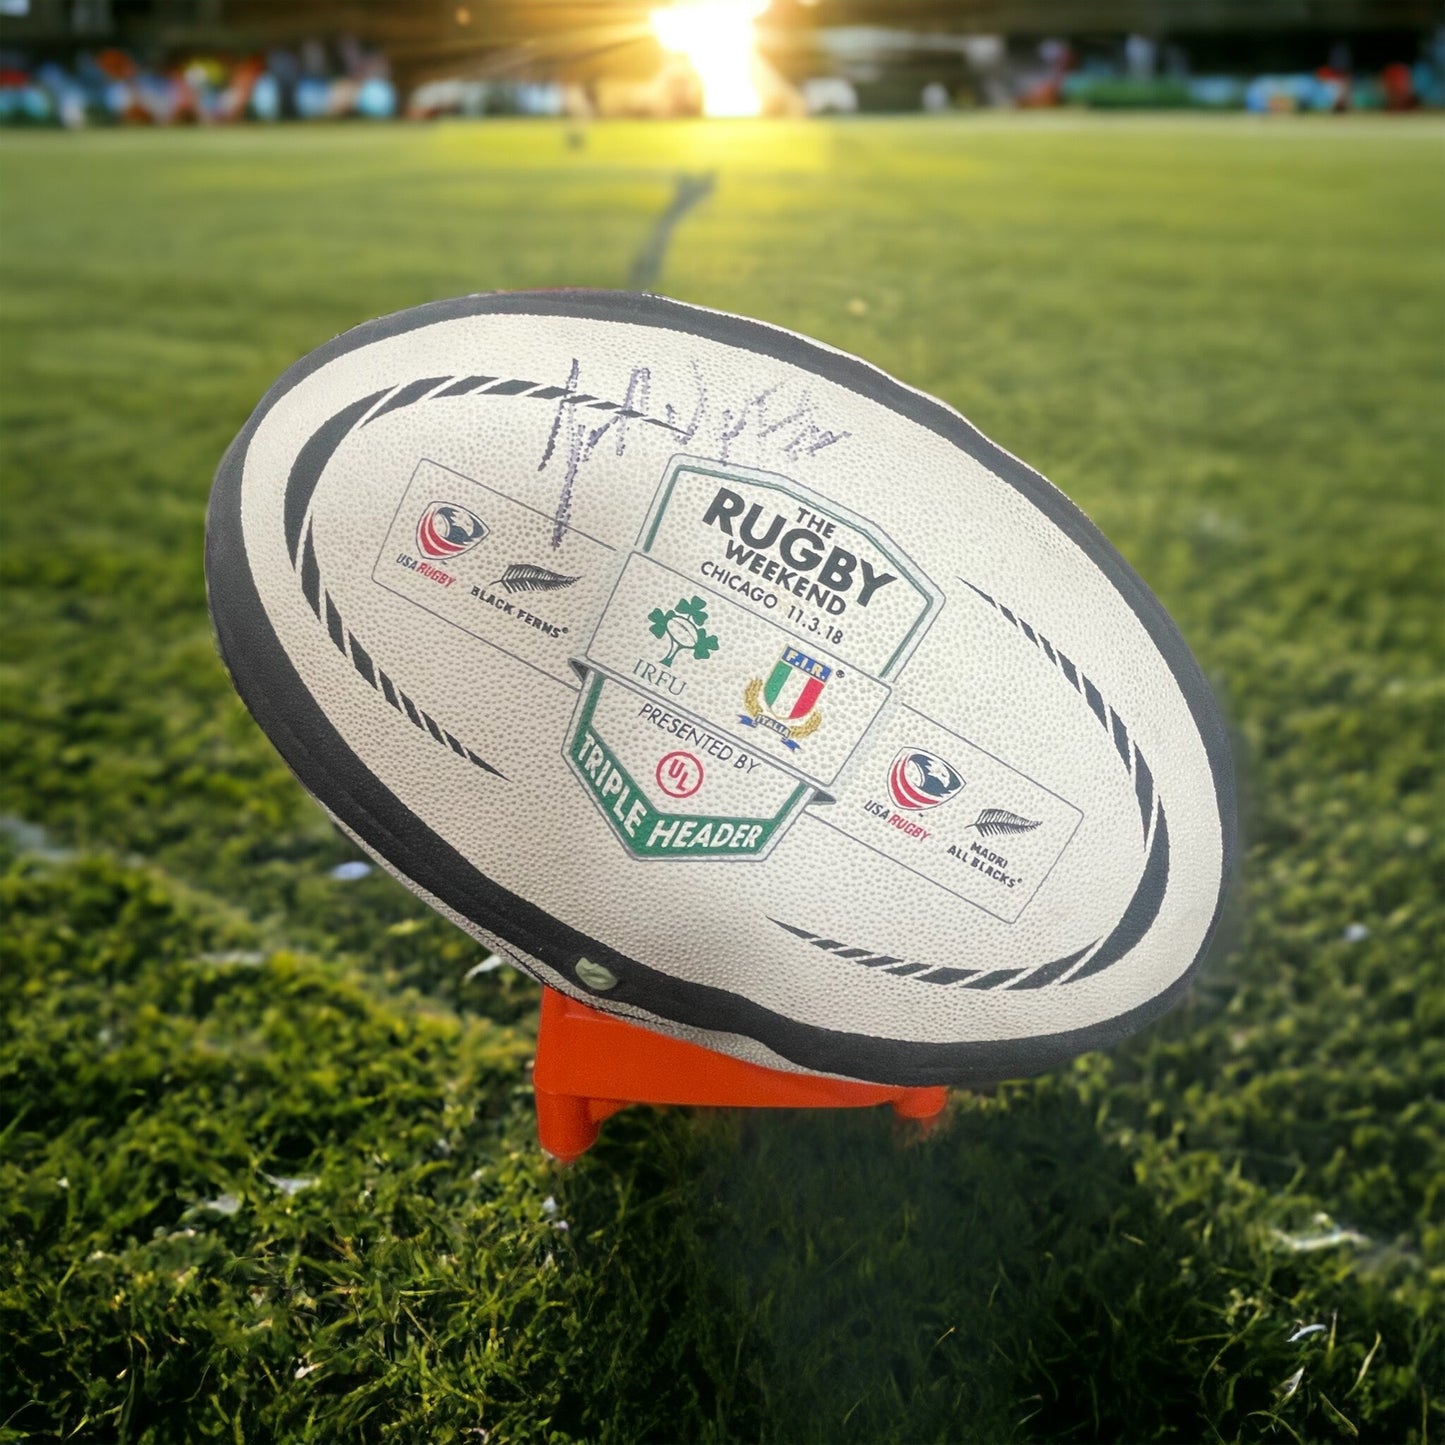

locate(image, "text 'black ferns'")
[[967, 808, 1042, 838], [491, 563, 581, 595]]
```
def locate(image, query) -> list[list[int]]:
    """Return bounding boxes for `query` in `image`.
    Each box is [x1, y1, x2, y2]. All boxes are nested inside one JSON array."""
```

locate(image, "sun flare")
[[651, 0, 767, 117]]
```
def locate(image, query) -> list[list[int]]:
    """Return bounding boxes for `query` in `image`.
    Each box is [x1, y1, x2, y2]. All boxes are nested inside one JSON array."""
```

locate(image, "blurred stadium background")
[[2, 0, 1442, 122], [2, 2, 1442, 1443]]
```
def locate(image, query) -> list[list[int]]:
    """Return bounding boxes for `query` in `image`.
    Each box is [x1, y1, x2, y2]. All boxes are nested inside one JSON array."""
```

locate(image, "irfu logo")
[[648, 595, 720, 668]]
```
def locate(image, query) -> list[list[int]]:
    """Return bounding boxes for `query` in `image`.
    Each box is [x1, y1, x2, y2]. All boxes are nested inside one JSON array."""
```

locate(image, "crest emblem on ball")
[[416, 501, 488, 561], [887, 750, 964, 811]]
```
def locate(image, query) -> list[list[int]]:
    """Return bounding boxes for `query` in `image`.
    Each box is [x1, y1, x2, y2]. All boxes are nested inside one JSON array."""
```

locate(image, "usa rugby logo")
[[888, 750, 964, 811], [416, 502, 488, 561]]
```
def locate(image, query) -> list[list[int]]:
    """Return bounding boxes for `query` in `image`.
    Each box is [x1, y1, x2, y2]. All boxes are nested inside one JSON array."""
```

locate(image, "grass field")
[[1, 115, 1442, 1443]]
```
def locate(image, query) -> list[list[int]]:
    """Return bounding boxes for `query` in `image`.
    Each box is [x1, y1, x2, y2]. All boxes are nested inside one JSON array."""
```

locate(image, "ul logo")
[[655, 751, 704, 800]]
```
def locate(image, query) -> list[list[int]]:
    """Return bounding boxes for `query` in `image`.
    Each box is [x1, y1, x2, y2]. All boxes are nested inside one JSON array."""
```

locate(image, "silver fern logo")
[[967, 808, 1041, 839], [490, 563, 580, 595]]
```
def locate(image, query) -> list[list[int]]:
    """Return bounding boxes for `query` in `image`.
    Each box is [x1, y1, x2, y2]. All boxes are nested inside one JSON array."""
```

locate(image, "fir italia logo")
[[741, 646, 827, 751]]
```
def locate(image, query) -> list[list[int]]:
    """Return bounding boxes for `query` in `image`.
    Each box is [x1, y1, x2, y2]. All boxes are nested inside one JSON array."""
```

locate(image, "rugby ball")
[[206, 291, 1235, 1086]]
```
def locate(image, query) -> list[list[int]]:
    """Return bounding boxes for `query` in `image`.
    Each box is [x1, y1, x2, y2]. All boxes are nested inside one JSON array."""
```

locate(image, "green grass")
[[1, 115, 1442, 1443]]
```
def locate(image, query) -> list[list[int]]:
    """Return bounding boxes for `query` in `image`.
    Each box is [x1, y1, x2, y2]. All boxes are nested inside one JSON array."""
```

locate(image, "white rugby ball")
[[206, 291, 1235, 1086]]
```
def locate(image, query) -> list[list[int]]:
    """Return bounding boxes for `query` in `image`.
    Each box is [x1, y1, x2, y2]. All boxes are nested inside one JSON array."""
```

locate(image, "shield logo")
[[416, 501, 488, 561], [888, 750, 964, 811], [762, 647, 830, 722]]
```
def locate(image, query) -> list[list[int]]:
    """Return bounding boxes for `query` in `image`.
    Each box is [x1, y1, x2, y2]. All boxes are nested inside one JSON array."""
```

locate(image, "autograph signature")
[[538, 357, 851, 547]]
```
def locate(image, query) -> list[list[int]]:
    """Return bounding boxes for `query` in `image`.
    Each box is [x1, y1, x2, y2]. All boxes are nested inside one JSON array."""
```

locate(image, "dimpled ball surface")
[[207, 290, 1235, 1085]]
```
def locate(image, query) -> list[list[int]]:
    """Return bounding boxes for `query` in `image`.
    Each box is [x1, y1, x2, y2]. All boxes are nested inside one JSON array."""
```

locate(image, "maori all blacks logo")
[[416, 501, 489, 561]]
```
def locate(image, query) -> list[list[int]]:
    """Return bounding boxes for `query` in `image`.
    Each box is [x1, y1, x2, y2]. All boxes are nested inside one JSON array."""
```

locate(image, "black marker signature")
[[538, 356, 851, 545]]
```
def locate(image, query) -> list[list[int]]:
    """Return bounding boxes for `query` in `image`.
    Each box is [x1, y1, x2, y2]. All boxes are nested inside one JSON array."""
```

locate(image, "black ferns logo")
[[416, 501, 488, 561], [490, 563, 580, 595]]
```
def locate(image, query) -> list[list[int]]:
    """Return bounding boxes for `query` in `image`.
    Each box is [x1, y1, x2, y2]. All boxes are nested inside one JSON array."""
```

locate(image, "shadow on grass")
[[559, 1087, 1211, 1444]]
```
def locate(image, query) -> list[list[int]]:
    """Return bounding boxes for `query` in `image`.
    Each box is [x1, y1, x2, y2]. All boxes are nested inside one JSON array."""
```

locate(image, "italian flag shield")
[[762, 648, 830, 721]]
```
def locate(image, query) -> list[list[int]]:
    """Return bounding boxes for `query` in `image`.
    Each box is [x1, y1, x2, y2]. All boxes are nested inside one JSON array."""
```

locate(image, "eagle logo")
[[887, 750, 964, 812], [416, 501, 488, 561]]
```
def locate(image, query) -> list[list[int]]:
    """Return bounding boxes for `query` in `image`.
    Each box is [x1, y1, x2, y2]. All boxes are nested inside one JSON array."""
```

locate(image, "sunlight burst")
[[651, 0, 767, 117]]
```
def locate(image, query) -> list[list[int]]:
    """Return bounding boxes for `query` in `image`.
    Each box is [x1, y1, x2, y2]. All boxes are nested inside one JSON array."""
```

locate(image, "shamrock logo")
[[648, 595, 720, 668]]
